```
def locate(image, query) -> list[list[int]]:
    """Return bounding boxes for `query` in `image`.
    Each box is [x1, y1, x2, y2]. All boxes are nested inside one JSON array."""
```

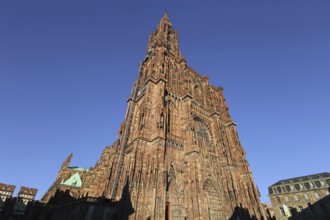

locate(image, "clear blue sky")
[[1, 1, 329, 204]]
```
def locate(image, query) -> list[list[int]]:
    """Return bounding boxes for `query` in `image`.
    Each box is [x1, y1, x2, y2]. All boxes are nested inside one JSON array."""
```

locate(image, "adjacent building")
[[269, 172, 330, 220], [0, 183, 16, 212], [0, 184, 38, 219], [12, 186, 38, 216]]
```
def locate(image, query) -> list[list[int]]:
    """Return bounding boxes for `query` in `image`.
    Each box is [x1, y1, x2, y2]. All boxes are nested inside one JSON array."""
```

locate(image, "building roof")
[[18, 186, 38, 196], [61, 172, 83, 188], [270, 172, 330, 187], [68, 166, 89, 172], [0, 183, 16, 192]]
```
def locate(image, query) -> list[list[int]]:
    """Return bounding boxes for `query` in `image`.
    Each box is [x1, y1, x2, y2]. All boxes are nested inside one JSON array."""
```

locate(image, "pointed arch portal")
[[166, 180, 187, 220], [203, 178, 224, 220]]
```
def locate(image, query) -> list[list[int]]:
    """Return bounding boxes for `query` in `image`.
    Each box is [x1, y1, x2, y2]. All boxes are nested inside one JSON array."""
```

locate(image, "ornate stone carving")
[[42, 13, 266, 220]]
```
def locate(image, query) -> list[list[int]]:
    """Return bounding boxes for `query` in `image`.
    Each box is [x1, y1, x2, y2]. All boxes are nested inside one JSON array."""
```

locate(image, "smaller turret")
[[60, 153, 73, 171]]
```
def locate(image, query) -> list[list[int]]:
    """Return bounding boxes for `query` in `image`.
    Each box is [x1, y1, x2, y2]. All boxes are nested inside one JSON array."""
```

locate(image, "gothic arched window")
[[195, 121, 212, 149]]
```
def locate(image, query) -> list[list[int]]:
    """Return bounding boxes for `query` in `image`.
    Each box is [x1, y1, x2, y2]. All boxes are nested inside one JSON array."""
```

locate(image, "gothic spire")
[[147, 12, 181, 57], [161, 11, 170, 24]]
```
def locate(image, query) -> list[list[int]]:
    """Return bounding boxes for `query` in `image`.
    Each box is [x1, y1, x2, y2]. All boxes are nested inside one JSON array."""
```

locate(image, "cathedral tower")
[[43, 13, 266, 220]]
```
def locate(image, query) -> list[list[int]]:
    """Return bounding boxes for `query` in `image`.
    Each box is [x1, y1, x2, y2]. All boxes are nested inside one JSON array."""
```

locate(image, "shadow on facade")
[[264, 209, 276, 220], [0, 197, 31, 220], [228, 203, 264, 220], [1, 181, 134, 220], [288, 187, 330, 220]]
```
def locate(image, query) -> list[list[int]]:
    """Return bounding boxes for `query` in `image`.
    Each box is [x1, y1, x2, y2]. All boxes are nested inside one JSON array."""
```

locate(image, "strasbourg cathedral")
[[37, 13, 266, 220]]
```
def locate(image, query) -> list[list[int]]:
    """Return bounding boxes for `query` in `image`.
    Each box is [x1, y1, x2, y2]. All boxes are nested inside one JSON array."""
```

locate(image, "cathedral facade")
[[42, 13, 266, 220]]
